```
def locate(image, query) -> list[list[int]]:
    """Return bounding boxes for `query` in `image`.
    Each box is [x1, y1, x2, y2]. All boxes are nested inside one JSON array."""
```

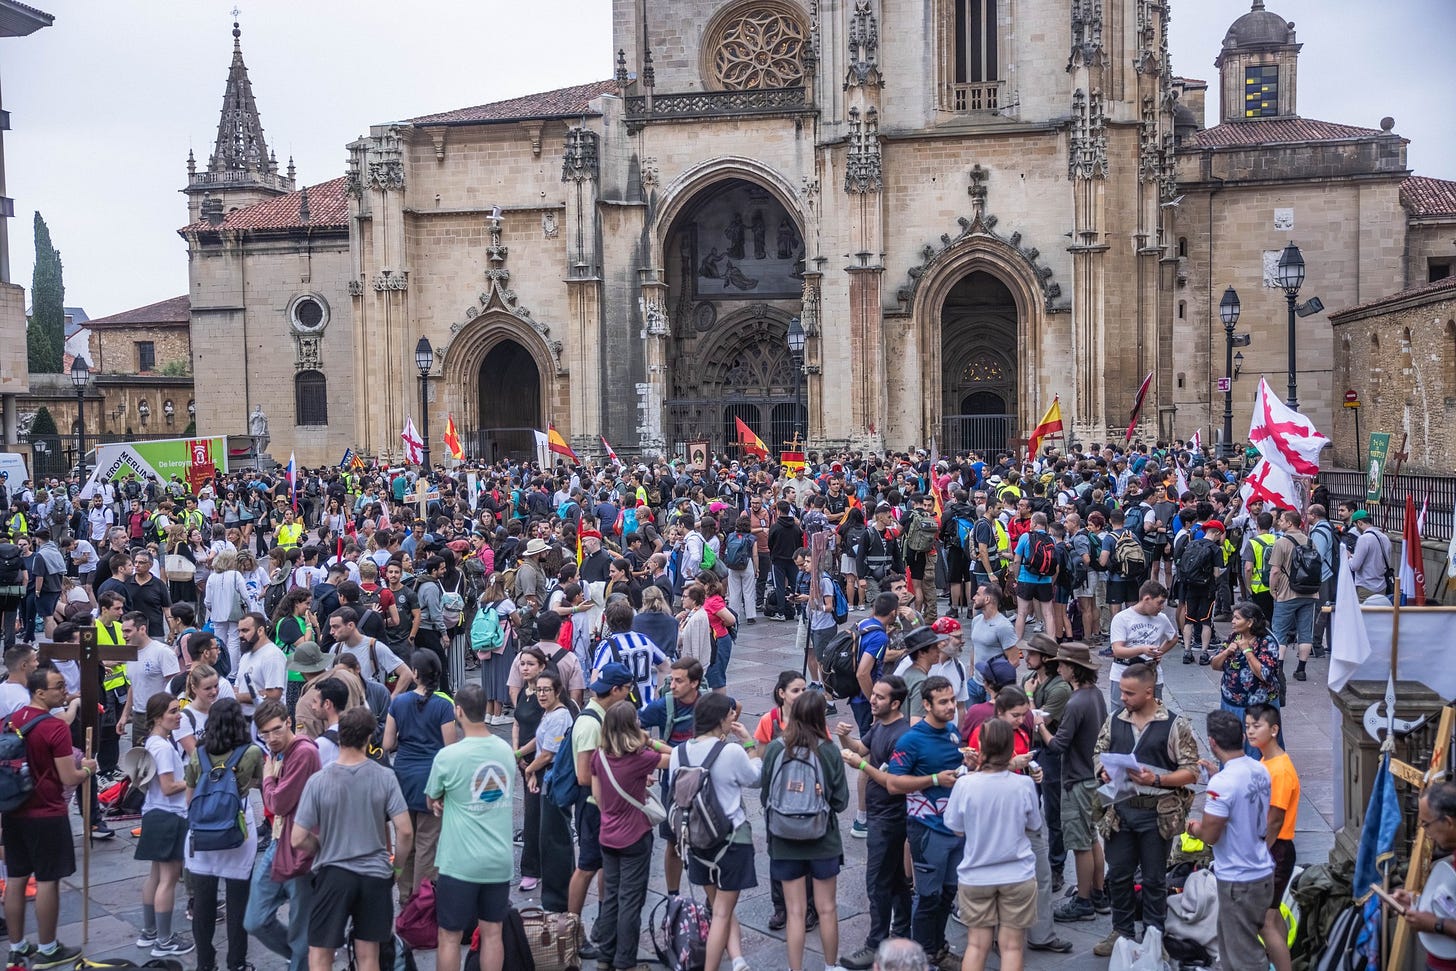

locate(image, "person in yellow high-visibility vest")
[[275, 508, 304, 551], [1242, 513, 1276, 624]]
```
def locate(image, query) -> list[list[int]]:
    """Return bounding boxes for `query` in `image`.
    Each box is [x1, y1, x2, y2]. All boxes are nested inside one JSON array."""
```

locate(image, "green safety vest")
[[1249, 534, 1274, 594]]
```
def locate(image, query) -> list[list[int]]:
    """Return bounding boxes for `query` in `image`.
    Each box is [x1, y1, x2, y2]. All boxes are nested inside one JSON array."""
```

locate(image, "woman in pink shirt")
[[698, 575, 739, 694]]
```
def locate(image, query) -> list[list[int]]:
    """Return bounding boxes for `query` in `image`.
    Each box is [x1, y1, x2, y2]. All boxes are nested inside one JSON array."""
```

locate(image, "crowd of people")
[[0, 440, 1385, 970]]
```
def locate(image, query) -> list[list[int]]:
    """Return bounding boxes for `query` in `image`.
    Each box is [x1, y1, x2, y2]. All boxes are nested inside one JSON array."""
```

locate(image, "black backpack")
[[1287, 538, 1324, 595], [1177, 537, 1217, 587], [0, 711, 53, 812], [0, 542, 22, 587]]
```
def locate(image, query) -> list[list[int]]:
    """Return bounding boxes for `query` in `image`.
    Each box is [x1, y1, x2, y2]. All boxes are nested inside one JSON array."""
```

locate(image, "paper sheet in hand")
[[1098, 752, 1156, 804]]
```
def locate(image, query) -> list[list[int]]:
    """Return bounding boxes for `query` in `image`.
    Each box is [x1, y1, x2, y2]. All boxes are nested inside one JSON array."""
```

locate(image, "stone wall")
[[89, 324, 191, 375]]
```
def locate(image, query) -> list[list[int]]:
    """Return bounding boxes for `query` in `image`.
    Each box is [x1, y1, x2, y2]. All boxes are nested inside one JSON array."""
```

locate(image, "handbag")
[[516, 908, 579, 971], [599, 749, 668, 826], [165, 550, 194, 582]]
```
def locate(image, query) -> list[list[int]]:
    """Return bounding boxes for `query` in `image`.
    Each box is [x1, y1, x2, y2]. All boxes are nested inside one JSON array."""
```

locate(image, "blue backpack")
[[829, 577, 849, 625], [721, 531, 755, 571], [545, 708, 602, 810], [188, 746, 248, 852]]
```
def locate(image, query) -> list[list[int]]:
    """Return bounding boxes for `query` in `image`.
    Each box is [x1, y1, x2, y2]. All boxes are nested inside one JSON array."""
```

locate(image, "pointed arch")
[[439, 312, 559, 437]]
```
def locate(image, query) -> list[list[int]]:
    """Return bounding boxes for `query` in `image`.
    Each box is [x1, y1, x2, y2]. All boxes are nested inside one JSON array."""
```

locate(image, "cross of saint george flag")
[[400, 417, 424, 466]]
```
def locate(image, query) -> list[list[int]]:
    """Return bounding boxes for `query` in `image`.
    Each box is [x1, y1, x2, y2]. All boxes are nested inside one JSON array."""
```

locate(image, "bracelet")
[[1439, 918, 1446, 935], [742, 740, 755, 750], [859, 759, 869, 772]]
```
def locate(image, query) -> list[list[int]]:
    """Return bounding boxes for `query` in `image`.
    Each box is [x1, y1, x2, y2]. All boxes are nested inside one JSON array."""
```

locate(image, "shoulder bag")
[[598, 749, 668, 825]]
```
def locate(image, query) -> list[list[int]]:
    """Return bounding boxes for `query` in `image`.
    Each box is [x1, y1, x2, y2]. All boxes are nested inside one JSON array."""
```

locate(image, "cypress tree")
[[29, 405, 58, 437], [27, 212, 65, 373]]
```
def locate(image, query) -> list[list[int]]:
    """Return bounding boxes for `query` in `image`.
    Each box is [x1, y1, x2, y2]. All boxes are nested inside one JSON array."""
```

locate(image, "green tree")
[[29, 406, 58, 437], [27, 212, 65, 373]]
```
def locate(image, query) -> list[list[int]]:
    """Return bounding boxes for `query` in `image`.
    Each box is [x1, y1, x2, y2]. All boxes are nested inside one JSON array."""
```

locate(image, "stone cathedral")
[[180, 2, 1456, 467]]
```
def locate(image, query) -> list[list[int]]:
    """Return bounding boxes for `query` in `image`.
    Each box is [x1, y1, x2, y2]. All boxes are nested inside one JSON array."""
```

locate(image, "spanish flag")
[[1026, 396, 1064, 463], [734, 416, 768, 459], [442, 414, 465, 461], [547, 424, 578, 462]]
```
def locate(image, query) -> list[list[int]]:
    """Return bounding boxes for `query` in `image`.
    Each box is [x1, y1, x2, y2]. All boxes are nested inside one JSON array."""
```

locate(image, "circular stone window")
[[706, 2, 807, 91], [289, 294, 329, 333]]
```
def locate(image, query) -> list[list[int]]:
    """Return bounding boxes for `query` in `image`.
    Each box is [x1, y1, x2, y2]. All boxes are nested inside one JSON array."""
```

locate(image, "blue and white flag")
[[1353, 752, 1401, 965]]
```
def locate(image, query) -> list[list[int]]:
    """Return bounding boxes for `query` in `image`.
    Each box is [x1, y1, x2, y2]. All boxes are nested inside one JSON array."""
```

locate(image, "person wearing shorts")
[[1010, 513, 1058, 640], [426, 684, 516, 971], [292, 707, 412, 969]]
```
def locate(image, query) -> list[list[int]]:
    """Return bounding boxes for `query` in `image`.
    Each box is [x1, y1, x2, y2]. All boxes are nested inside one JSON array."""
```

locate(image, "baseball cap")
[[930, 616, 962, 634], [589, 662, 634, 694], [976, 656, 1019, 691], [1350, 509, 1370, 522]]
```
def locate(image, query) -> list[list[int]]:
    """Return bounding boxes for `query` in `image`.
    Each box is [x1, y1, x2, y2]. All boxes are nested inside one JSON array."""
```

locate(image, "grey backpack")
[[765, 744, 831, 841]]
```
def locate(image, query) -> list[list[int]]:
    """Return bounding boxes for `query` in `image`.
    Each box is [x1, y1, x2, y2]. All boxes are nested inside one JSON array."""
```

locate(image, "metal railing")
[[625, 86, 810, 123], [942, 414, 1015, 457], [1319, 470, 1456, 542]]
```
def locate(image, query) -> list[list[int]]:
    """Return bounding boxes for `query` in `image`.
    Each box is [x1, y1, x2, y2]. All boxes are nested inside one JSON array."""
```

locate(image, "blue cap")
[[590, 662, 635, 694], [976, 656, 1019, 691]]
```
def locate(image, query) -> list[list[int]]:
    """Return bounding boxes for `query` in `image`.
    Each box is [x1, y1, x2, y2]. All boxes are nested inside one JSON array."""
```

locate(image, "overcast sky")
[[3, 0, 1451, 317]]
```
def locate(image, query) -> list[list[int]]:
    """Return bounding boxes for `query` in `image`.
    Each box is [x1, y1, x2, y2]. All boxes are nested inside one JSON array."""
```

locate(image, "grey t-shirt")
[[294, 759, 407, 877], [970, 612, 1017, 668]]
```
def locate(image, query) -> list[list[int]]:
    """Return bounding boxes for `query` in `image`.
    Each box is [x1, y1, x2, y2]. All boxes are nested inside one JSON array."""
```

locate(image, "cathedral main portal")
[[941, 271, 1018, 456]]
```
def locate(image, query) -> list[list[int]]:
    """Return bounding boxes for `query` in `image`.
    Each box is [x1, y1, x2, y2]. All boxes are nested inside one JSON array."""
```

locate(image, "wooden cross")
[[407, 481, 440, 522], [37, 627, 137, 745]]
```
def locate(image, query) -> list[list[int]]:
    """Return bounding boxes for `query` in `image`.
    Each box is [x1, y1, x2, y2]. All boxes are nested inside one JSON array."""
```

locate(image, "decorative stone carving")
[[693, 303, 719, 332], [372, 270, 409, 292], [640, 292, 671, 338], [844, 107, 882, 193], [1068, 89, 1108, 180], [561, 127, 599, 183], [486, 211, 508, 266], [967, 164, 989, 215], [895, 212, 1067, 313], [625, 87, 810, 125], [709, 5, 807, 91], [615, 48, 630, 85], [1069, 0, 1104, 68], [640, 157, 659, 190], [642, 49, 655, 89], [541, 212, 559, 239], [346, 280, 364, 296], [845, 0, 881, 88], [367, 159, 405, 191], [295, 335, 322, 371]]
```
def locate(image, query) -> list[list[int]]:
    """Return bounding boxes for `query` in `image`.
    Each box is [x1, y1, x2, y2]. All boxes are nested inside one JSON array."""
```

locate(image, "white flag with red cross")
[[1248, 378, 1329, 476]]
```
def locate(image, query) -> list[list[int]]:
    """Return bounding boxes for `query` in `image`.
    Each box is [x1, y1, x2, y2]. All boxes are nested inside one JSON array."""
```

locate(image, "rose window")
[[711, 7, 807, 90]]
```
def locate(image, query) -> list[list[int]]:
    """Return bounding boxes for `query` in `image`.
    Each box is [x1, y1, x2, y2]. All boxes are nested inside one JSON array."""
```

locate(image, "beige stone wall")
[[0, 283, 28, 396], [1330, 290, 1456, 474], [1405, 220, 1456, 288], [90, 325, 190, 375], [187, 234, 354, 467]]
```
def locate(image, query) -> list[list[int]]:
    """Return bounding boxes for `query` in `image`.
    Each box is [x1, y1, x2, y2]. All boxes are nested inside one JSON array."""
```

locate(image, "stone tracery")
[[710, 5, 808, 90]]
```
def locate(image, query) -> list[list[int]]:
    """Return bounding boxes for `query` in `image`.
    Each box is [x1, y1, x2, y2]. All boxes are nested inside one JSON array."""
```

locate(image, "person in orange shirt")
[[1245, 703, 1298, 971]]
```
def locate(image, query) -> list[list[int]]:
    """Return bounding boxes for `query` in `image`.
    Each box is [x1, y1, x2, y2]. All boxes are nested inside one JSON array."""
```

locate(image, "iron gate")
[[941, 414, 1016, 456], [469, 428, 540, 463]]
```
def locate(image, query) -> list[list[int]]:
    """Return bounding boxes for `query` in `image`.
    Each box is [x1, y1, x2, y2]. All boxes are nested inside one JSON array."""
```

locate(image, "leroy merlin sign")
[[80, 437, 228, 498]]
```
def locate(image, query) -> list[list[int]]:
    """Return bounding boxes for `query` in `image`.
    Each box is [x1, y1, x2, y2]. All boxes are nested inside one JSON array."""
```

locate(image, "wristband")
[[859, 759, 869, 773], [742, 740, 755, 749]]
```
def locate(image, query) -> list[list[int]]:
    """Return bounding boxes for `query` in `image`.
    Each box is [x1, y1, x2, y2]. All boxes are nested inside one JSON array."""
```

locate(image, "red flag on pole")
[[1400, 494, 1427, 605], [1125, 371, 1153, 443], [735, 416, 769, 459]]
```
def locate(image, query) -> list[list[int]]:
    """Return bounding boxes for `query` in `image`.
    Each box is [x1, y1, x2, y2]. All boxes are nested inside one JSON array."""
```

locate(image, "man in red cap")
[[1178, 520, 1227, 666]]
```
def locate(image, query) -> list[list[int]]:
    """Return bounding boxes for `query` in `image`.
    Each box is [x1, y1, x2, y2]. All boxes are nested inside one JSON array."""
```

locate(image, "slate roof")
[[1401, 176, 1456, 218], [1192, 117, 1384, 148], [180, 177, 349, 234], [1329, 275, 1456, 321], [409, 79, 618, 125], [86, 295, 190, 327]]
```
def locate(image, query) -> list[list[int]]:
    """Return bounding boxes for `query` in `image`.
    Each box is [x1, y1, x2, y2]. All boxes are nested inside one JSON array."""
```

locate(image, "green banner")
[[1366, 432, 1392, 502], [81, 436, 228, 498]]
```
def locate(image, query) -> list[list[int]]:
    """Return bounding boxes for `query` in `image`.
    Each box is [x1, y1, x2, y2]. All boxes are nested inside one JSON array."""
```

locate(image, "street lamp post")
[[786, 316, 806, 447], [415, 336, 434, 471], [1218, 286, 1249, 460], [1275, 241, 1306, 410], [69, 357, 88, 476]]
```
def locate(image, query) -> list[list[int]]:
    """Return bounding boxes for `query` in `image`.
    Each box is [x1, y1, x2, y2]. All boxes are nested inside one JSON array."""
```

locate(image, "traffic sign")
[[1344, 389, 1360, 408], [1217, 377, 1232, 393]]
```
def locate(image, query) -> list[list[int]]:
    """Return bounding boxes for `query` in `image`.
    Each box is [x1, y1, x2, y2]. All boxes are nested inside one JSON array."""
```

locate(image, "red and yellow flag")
[[1026, 396, 1064, 463], [547, 424, 578, 462], [442, 414, 465, 461], [780, 450, 806, 475], [735, 416, 768, 459]]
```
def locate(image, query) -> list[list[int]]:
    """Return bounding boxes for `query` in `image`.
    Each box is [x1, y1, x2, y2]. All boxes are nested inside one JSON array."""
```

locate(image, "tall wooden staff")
[[82, 726, 93, 944]]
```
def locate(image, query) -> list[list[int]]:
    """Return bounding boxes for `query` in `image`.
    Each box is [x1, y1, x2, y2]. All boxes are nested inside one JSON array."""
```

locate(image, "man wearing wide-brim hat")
[[1021, 633, 1073, 896], [513, 537, 550, 609], [1032, 641, 1112, 923]]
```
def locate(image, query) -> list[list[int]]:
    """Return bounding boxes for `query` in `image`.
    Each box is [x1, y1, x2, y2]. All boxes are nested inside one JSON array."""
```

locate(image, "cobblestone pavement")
[[39, 604, 1336, 970]]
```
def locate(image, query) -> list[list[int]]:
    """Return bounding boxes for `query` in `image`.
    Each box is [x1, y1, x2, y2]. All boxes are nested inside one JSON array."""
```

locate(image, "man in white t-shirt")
[[0, 644, 37, 718], [1188, 709, 1276, 971], [235, 612, 287, 720], [1106, 580, 1177, 713], [325, 607, 413, 697], [117, 611, 181, 745]]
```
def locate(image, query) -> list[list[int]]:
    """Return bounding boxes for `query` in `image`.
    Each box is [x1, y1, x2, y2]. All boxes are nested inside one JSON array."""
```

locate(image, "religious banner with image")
[[1366, 432, 1392, 502]]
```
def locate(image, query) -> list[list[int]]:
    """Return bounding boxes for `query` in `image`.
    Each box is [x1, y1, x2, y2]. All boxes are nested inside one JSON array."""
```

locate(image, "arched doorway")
[[661, 175, 804, 456], [477, 340, 541, 461], [941, 271, 1017, 455]]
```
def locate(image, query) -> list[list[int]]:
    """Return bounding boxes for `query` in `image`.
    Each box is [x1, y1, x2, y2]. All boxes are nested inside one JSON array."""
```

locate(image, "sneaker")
[[90, 821, 115, 841], [577, 938, 599, 961], [1093, 929, 1129, 958], [841, 946, 877, 970], [731, 959, 752, 971], [33, 943, 83, 969], [805, 908, 819, 932], [513, 829, 525, 845], [1182, 651, 1195, 664], [1294, 668, 1308, 682], [519, 876, 539, 892], [1053, 896, 1096, 922], [1027, 935, 1074, 953], [824, 700, 838, 715], [152, 936, 195, 958], [1091, 888, 1112, 914], [745, 618, 756, 625], [135, 930, 159, 949], [950, 900, 966, 926], [850, 819, 868, 839], [930, 946, 961, 971], [768, 909, 787, 931], [10, 942, 37, 963], [824, 965, 847, 971], [1198, 652, 1212, 666]]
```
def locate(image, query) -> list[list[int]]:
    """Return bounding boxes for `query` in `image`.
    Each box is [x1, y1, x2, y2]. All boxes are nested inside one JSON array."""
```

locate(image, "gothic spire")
[[209, 20, 273, 179]]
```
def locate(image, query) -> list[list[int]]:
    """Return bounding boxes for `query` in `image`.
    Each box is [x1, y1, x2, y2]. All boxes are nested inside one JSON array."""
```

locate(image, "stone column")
[[637, 272, 670, 459], [799, 271, 824, 441], [563, 126, 604, 459]]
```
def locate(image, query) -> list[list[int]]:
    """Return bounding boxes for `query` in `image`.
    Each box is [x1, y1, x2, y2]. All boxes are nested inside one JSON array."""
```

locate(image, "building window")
[[295, 370, 328, 425], [136, 341, 155, 372], [1243, 65, 1279, 118], [1429, 259, 1452, 283], [289, 294, 329, 333], [1446, 320, 1456, 385], [942, 0, 1001, 111]]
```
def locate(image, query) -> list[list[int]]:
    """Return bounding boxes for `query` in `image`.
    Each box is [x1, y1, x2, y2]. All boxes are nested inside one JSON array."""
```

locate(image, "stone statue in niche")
[[725, 212, 746, 259], [751, 211, 767, 259], [777, 219, 799, 259]]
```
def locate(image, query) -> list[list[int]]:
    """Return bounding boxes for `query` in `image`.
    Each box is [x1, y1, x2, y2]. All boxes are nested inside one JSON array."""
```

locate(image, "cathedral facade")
[[181, 1, 1456, 468]]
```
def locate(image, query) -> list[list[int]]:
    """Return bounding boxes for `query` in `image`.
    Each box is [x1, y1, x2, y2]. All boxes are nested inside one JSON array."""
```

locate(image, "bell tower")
[[1214, 0, 1301, 124], [183, 19, 295, 224]]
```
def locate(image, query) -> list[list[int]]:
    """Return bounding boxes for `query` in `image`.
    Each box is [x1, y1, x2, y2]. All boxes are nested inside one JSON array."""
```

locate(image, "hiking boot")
[[1182, 651, 1195, 664], [1093, 930, 1130, 957], [930, 946, 961, 971], [1199, 652, 1212, 666], [1092, 888, 1112, 913], [841, 945, 877, 970], [33, 943, 83, 969], [768, 908, 787, 931], [1027, 934, 1073, 953], [1053, 896, 1096, 921]]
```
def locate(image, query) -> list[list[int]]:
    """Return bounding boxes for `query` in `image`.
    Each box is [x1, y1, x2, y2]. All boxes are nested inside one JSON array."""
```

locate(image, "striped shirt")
[[589, 631, 670, 708]]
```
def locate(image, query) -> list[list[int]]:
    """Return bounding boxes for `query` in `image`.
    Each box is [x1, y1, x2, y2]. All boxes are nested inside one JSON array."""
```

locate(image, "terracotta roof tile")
[[1330, 275, 1456, 320], [1193, 117, 1384, 148], [86, 295, 190, 327], [180, 177, 349, 234], [1401, 176, 1456, 218], [410, 79, 618, 125]]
